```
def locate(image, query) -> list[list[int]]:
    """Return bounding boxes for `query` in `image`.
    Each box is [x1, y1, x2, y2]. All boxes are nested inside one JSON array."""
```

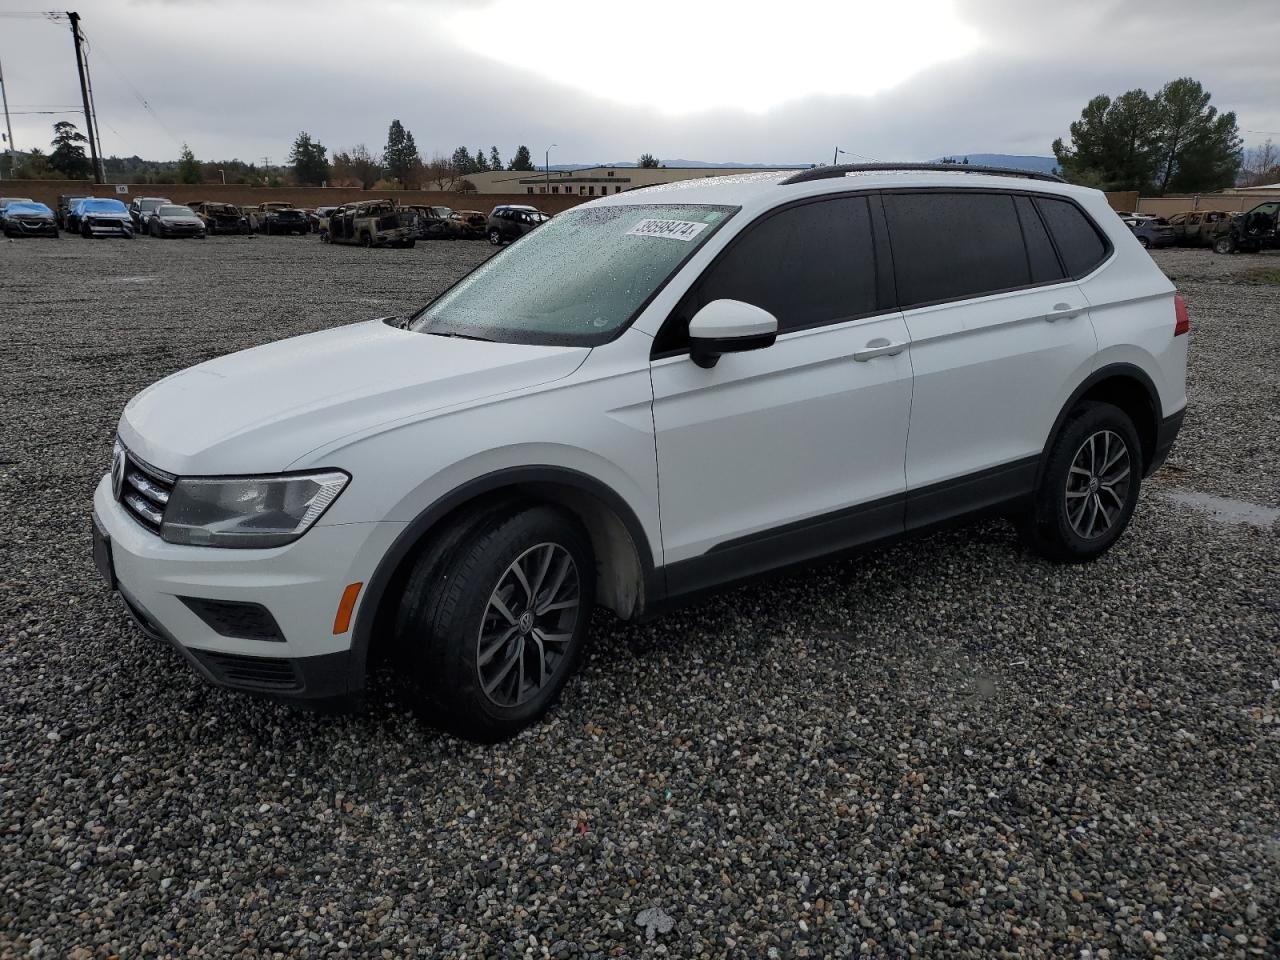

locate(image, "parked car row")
[[5, 195, 556, 246], [1116, 202, 1280, 255]]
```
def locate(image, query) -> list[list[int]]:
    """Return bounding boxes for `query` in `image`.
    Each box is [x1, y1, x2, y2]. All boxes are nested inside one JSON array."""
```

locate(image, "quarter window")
[[1034, 197, 1109, 277], [1014, 196, 1065, 284], [883, 192, 1030, 306]]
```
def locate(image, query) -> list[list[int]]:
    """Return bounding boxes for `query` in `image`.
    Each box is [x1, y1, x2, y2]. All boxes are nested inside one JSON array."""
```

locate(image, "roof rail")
[[778, 162, 1065, 186]]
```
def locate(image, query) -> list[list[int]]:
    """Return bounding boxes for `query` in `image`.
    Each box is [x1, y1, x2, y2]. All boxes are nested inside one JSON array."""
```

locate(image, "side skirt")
[[658, 455, 1039, 609]]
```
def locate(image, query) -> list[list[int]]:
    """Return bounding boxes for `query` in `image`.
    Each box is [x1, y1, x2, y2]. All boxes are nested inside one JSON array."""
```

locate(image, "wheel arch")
[[347, 465, 660, 692], [1040, 363, 1161, 485]]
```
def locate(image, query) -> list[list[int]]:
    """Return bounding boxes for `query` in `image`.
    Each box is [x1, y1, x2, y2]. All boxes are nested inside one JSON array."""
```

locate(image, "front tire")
[[488, 228, 503, 246], [1017, 401, 1142, 563], [396, 504, 595, 742]]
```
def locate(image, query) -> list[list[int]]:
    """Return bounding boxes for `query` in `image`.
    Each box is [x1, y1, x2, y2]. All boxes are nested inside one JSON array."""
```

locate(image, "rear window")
[[1034, 197, 1110, 277], [883, 193, 1030, 307]]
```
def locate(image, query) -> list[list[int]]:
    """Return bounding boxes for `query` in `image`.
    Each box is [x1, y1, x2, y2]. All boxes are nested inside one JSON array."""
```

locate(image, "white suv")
[[93, 164, 1188, 741]]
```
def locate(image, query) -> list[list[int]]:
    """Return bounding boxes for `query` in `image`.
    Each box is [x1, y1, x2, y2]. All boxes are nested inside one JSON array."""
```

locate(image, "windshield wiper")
[[426, 330, 494, 342]]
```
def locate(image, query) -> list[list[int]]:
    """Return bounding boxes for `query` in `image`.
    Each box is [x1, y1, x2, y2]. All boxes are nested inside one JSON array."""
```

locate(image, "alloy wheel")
[[1065, 429, 1131, 540], [476, 542, 580, 707]]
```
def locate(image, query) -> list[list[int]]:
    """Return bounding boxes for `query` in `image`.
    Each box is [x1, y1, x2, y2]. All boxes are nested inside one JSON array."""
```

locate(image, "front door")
[[650, 195, 913, 596]]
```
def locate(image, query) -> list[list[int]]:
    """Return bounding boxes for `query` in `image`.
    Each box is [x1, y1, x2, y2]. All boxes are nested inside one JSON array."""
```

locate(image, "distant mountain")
[[931, 154, 1059, 174], [542, 160, 812, 171]]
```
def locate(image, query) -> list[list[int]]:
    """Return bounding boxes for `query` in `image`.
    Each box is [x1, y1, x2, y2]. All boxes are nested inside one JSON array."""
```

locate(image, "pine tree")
[[489, 146, 502, 172], [49, 121, 91, 178], [384, 119, 421, 185], [289, 131, 330, 186], [474, 147, 489, 172], [177, 143, 201, 184], [508, 145, 534, 171]]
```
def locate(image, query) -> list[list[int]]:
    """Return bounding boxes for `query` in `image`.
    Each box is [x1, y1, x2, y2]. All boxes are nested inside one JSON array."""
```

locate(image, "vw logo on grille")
[[111, 449, 125, 501]]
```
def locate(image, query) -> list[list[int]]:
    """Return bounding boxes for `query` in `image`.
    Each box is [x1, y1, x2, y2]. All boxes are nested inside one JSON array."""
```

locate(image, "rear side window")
[[1034, 197, 1109, 276], [883, 193, 1029, 307], [684, 196, 878, 337], [1014, 196, 1065, 284]]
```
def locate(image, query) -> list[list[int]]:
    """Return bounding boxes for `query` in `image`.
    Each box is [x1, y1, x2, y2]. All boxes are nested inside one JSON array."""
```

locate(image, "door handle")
[[1045, 303, 1082, 322], [852, 338, 907, 362]]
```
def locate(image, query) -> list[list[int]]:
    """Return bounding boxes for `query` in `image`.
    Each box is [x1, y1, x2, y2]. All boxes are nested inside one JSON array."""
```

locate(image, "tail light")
[[1173, 294, 1190, 336]]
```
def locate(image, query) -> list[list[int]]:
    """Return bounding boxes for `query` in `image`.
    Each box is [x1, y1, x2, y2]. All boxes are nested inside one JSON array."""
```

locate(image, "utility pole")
[[67, 11, 103, 184], [545, 144, 556, 194], [0, 59, 16, 181]]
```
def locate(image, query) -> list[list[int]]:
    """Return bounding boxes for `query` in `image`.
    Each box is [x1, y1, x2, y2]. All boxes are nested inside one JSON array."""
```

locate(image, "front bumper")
[[4, 219, 57, 236], [84, 218, 134, 237], [92, 475, 406, 702]]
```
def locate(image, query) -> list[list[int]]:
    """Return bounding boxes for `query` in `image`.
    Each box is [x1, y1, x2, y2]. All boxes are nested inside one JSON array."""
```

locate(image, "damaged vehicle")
[[189, 201, 251, 235], [253, 202, 310, 235], [149, 204, 207, 239], [406, 205, 455, 240], [57, 193, 93, 229], [487, 205, 551, 245], [0, 200, 59, 238], [1213, 202, 1280, 254], [449, 209, 488, 239], [72, 197, 135, 238], [129, 196, 171, 234], [323, 199, 415, 248]]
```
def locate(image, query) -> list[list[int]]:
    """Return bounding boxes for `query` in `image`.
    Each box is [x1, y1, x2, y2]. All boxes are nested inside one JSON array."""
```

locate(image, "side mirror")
[[688, 299, 778, 369]]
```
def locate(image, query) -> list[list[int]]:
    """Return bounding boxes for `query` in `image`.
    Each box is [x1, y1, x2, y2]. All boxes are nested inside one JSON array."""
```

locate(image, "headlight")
[[161, 470, 349, 548]]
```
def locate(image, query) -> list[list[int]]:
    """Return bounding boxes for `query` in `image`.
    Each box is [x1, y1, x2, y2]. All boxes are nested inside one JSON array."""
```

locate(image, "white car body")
[[93, 166, 1188, 706]]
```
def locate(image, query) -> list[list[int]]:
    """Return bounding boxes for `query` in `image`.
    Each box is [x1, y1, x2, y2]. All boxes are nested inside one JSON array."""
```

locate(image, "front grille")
[[191, 649, 302, 692], [119, 448, 175, 535], [180, 597, 285, 642]]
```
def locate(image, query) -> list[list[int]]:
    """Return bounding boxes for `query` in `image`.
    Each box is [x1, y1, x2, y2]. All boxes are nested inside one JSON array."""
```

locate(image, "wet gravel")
[[2, 235, 1278, 957]]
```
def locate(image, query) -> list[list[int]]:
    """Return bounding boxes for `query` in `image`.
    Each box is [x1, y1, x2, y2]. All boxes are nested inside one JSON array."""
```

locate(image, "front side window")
[[884, 192, 1030, 307], [684, 196, 879, 339], [410, 203, 736, 346]]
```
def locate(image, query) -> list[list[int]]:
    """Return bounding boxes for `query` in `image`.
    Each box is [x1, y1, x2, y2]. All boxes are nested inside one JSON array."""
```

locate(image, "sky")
[[1, 0, 1278, 169]]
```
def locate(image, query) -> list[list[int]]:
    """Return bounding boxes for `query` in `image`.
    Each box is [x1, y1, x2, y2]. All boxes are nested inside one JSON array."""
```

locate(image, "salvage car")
[[94, 164, 1187, 742], [1166, 210, 1232, 248], [449, 209, 488, 240], [56, 193, 93, 229], [72, 197, 134, 238], [406, 205, 455, 240], [189, 201, 250, 235], [1213, 201, 1279, 253], [1122, 216, 1175, 249], [0, 200, 59, 238], [148, 204, 207, 239], [252, 202, 310, 235], [487, 204, 550, 245], [323, 200, 415, 247], [129, 196, 171, 234]]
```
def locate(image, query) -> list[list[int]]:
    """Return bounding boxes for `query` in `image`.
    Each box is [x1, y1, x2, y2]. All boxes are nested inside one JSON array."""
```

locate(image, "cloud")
[[0, 0, 1275, 166]]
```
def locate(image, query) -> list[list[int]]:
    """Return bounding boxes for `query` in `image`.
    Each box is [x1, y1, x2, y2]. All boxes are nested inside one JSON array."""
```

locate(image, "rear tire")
[[1138, 236, 1150, 248], [396, 504, 595, 743], [1213, 235, 1235, 254], [1017, 401, 1142, 563], [488, 228, 503, 246]]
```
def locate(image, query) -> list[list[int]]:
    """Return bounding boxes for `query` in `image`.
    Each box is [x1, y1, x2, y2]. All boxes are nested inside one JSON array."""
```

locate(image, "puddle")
[[1162, 489, 1280, 528]]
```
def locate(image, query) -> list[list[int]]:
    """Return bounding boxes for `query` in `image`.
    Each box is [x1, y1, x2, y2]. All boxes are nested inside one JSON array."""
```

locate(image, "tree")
[[1053, 78, 1240, 194], [450, 146, 477, 176], [474, 147, 490, 172], [49, 121, 91, 178], [489, 146, 502, 172], [1242, 139, 1279, 186], [508, 145, 535, 171], [637, 153, 659, 168], [289, 131, 330, 186], [424, 153, 458, 190], [177, 143, 201, 184], [383, 119, 421, 186], [332, 144, 382, 189]]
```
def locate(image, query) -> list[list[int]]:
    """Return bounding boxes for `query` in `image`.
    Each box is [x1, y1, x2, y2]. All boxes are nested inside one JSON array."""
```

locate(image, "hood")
[[119, 319, 589, 475]]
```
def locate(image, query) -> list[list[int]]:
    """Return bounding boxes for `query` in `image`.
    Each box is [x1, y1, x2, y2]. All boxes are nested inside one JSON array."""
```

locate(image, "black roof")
[[779, 162, 1064, 186]]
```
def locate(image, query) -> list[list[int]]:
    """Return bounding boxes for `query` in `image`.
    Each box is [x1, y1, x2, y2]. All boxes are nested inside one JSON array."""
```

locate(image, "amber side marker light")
[[333, 582, 363, 635]]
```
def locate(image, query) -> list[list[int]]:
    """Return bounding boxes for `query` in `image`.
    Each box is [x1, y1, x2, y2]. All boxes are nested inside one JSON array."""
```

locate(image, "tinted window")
[[1014, 196, 1064, 284], [683, 196, 878, 339], [1035, 197, 1109, 276], [884, 193, 1030, 306]]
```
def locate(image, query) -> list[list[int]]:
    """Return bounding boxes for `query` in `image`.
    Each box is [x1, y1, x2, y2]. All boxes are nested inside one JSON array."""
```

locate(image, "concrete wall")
[[1103, 191, 1139, 213], [0, 180, 592, 214], [1136, 193, 1280, 217]]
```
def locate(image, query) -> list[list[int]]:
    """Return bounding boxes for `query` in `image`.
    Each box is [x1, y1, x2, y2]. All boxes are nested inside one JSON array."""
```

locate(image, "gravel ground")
[[1, 235, 1277, 958]]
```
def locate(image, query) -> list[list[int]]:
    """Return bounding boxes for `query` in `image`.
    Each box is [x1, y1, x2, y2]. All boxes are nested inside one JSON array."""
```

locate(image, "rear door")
[[650, 194, 913, 593], [883, 190, 1101, 527]]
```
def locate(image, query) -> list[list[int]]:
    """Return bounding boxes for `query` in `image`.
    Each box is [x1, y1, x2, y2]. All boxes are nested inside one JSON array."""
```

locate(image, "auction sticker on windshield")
[[626, 218, 709, 241]]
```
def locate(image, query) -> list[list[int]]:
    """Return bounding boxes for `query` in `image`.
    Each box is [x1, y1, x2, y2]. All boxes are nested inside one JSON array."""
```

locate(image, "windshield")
[[139, 199, 166, 211], [6, 202, 51, 215], [82, 199, 127, 213], [159, 205, 194, 217], [410, 203, 736, 346]]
